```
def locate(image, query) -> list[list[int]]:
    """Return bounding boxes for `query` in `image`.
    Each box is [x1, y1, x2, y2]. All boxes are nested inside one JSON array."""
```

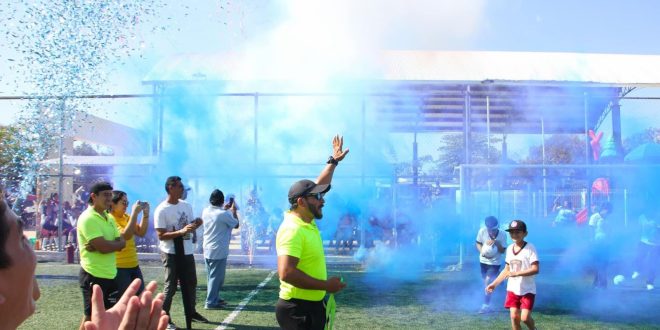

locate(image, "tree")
[[72, 142, 113, 188], [518, 134, 588, 189], [622, 127, 660, 154], [435, 133, 502, 182], [0, 125, 32, 184]]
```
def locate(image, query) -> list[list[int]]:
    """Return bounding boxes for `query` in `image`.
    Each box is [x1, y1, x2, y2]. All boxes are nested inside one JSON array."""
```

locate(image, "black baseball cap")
[[88, 181, 113, 203], [288, 179, 330, 203], [485, 216, 498, 229], [505, 220, 527, 232]]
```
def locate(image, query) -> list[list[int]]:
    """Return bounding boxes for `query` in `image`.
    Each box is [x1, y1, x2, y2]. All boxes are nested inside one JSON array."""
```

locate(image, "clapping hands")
[[83, 279, 169, 330]]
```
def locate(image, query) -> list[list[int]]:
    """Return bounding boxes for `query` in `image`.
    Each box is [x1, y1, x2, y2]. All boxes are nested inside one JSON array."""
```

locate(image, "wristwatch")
[[327, 156, 339, 166]]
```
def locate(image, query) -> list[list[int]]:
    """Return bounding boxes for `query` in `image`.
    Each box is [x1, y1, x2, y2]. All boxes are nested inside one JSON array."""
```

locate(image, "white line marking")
[[215, 270, 277, 330]]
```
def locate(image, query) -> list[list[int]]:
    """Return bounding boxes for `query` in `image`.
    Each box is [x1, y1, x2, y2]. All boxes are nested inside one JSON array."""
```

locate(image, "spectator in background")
[[631, 206, 660, 290], [201, 189, 239, 310], [109, 190, 150, 297], [553, 200, 576, 227], [39, 193, 59, 250], [590, 202, 612, 289], [335, 212, 356, 254]]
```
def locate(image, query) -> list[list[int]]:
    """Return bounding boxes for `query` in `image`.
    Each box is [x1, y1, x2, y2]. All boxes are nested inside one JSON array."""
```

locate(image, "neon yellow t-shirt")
[[77, 206, 120, 279], [276, 211, 327, 301], [110, 212, 139, 268]]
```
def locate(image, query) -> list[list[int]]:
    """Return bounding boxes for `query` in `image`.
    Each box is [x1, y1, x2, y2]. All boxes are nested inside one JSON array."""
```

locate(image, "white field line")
[[215, 270, 277, 330]]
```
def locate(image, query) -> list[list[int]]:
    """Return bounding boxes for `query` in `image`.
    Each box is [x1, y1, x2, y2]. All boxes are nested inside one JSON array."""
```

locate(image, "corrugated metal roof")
[[143, 50, 660, 87], [142, 51, 646, 134]]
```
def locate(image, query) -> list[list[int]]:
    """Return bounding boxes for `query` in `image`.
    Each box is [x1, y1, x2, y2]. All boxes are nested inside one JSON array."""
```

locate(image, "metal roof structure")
[[142, 50, 660, 135]]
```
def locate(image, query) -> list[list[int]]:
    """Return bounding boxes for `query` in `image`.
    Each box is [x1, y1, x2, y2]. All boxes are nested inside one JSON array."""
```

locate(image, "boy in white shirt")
[[486, 220, 539, 330]]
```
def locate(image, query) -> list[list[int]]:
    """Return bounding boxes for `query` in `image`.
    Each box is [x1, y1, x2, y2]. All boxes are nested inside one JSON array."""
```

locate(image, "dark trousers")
[[592, 240, 610, 288], [161, 253, 197, 316], [634, 242, 660, 285], [79, 268, 118, 317], [116, 266, 145, 297], [480, 263, 501, 304], [276, 298, 326, 330]]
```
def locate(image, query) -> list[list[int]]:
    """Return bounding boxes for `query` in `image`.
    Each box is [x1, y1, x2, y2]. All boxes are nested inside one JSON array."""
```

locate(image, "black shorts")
[[275, 298, 326, 330], [480, 263, 501, 280], [79, 268, 119, 317]]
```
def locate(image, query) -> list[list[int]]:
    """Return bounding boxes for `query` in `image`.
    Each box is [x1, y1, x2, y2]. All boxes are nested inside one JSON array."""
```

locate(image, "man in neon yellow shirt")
[[76, 182, 126, 330], [276, 135, 349, 330]]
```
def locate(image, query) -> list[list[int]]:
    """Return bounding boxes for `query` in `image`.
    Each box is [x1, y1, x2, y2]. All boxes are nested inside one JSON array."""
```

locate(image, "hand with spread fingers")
[[331, 135, 349, 162], [83, 279, 169, 330]]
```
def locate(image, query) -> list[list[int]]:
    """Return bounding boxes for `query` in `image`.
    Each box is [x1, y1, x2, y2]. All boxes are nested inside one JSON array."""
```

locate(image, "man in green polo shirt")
[[275, 135, 349, 330], [76, 181, 126, 330]]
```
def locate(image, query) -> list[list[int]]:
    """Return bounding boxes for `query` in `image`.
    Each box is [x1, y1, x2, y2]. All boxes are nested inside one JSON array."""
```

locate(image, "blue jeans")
[[116, 266, 145, 297], [205, 258, 228, 307]]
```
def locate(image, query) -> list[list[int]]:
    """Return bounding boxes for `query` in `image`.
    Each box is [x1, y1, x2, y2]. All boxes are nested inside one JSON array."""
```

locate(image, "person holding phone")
[[109, 190, 150, 297], [201, 189, 239, 309]]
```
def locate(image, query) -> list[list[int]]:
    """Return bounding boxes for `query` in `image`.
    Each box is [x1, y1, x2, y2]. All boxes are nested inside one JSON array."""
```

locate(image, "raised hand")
[[332, 135, 349, 162], [141, 202, 150, 216]]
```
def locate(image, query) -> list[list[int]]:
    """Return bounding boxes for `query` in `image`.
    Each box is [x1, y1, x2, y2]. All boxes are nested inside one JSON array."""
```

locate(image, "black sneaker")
[[191, 312, 209, 323]]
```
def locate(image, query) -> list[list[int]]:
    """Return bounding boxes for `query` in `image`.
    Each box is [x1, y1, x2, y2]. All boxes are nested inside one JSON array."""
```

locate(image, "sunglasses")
[[306, 192, 325, 200]]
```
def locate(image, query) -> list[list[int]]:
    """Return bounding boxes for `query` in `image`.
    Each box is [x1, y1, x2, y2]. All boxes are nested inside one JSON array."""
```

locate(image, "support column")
[[253, 93, 259, 189], [611, 99, 623, 154]]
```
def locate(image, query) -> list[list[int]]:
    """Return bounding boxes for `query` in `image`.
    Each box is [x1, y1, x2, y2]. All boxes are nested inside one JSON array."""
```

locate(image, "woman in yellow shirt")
[[110, 190, 149, 296]]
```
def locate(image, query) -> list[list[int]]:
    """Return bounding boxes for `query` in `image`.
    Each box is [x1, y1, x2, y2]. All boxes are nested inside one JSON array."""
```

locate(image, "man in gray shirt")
[[202, 189, 239, 309]]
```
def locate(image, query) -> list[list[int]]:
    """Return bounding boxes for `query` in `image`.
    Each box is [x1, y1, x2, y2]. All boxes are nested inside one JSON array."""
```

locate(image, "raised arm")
[[135, 202, 150, 237], [316, 135, 349, 185], [121, 202, 143, 240]]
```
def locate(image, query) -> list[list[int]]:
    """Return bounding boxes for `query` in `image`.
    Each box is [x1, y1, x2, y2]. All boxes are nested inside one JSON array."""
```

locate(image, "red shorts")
[[504, 291, 535, 310]]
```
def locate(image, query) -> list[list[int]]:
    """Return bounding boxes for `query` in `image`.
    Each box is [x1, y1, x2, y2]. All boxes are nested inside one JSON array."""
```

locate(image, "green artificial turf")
[[18, 261, 660, 330]]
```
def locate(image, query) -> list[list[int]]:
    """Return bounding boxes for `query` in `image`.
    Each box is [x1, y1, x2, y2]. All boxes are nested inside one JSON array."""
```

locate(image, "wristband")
[[327, 156, 339, 166]]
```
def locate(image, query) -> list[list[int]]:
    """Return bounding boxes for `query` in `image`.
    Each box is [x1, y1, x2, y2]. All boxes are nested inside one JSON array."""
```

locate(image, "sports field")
[[20, 260, 660, 330]]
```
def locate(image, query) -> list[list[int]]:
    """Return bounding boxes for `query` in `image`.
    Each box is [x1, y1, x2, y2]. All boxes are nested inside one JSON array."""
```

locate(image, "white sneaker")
[[478, 304, 490, 314], [632, 271, 640, 280], [166, 322, 177, 330], [647, 284, 654, 291]]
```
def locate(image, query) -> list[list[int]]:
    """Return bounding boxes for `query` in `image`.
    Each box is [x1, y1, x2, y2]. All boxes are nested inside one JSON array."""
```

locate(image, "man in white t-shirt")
[[154, 176, 207, 330], [475, 216, 507, 313], [486, 220, 539, 330]]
